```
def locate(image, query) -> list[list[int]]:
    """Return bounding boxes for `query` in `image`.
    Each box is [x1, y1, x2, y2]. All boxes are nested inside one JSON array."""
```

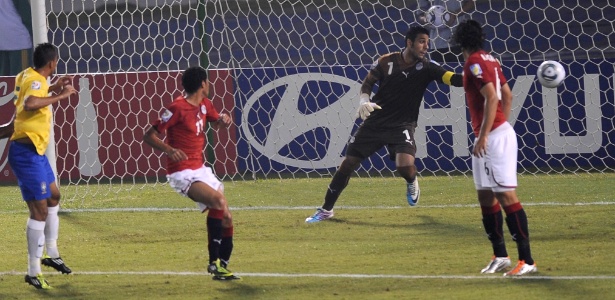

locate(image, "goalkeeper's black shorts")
[[346, 123, 417, 160]]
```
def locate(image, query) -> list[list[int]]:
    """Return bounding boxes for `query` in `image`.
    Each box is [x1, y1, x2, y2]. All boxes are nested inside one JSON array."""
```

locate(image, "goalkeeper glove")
[[356, 93, 381, 120]]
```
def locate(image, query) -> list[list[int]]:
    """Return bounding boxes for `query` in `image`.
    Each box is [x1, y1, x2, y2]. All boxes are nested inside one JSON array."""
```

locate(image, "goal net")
[[0, 0, 613, 193]]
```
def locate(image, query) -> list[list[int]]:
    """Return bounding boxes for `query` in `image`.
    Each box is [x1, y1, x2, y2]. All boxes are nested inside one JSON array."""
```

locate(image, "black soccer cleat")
[[41, 255, 72, 274], [25, 274, 52, 289], [213, 274, 241, 280], [208, 259, 241, 280]]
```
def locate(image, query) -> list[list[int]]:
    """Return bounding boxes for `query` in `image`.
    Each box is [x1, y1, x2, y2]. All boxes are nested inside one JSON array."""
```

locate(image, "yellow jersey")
[[11, 67, 52, 155]]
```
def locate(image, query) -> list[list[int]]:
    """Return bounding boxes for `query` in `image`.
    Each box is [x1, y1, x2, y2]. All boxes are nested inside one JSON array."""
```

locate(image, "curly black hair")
[[33, 43, 58, 69], [182, 66, 208, 94], [452, 19, 485, 53]]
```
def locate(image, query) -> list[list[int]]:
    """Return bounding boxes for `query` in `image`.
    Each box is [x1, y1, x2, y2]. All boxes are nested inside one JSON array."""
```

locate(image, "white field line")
[[0, 201, 614, 214], [2, 203, 614, 281], [3, 204, 613, 280], [1, 270, 614, 280]]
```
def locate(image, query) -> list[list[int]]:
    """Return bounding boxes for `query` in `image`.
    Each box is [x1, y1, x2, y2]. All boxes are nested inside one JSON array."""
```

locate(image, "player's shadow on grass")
[[24, 282, 80, 298], [212, 281, 261, 297], [328, 214, 477, 236]]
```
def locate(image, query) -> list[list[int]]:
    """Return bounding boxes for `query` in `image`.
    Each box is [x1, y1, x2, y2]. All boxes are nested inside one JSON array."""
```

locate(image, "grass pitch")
[[1, 173, 614, 299]]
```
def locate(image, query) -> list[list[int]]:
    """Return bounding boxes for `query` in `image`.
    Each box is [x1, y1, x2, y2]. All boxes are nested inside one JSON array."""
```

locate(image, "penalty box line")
[[1, 271, 615, 280]]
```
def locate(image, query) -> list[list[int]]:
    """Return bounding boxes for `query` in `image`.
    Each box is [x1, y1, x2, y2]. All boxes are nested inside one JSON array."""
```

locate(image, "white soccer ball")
[[426, 5, 451, 27], [537, 60, 566, 88]]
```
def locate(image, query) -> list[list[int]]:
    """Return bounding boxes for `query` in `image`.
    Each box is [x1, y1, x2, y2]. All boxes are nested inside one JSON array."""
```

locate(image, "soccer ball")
[[537, 60, 566, 88], [426, 5, 451, 27]]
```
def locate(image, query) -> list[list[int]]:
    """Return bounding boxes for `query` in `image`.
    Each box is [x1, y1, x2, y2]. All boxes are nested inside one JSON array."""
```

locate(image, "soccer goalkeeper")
[[306, 25, 463, 223]]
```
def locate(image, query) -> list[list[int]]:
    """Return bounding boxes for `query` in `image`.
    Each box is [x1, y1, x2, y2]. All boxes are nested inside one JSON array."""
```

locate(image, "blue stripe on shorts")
[[8, 141, 55, 201]]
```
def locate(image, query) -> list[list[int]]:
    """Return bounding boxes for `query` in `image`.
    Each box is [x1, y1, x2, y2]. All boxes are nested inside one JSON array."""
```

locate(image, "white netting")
[[0, 0, 613, 194]]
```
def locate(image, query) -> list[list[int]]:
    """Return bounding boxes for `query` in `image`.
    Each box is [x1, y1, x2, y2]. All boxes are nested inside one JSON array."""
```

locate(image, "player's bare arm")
[[143, 126, 188, 162], [49, 75, 74, 94], [212, 113, 231, 130], [360, 71, 379, 95], [24, 84, 76, 111], [500, 83, 513, 121], [355, 71, 381, 120], [474, 82, 499, 157]]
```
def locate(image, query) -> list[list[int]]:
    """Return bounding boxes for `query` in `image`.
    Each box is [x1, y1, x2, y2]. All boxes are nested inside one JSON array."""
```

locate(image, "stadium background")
[[0, 0, 612, 183]]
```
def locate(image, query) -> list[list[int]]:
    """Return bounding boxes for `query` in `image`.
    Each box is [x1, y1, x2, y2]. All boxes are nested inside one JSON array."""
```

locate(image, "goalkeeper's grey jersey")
[[363, 51, 459, 129]]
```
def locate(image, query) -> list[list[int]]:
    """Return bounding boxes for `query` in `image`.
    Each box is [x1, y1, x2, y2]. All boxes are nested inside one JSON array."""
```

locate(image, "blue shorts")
[[8, 141, 56, 201]]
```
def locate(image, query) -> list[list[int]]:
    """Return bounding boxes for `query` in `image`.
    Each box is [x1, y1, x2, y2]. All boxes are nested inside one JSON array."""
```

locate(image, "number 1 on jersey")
[[403, 129, 410, 140], [196, 119, 204, 136]]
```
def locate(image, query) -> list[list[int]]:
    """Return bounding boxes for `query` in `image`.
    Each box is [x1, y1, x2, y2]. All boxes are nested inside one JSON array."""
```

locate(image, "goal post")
[[0, 0, 613, 195], [27, 0, 61, 181]]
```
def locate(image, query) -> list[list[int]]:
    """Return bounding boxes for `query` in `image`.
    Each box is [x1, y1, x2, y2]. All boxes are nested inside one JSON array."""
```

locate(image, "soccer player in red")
[[306, 26, 464, 223], [143, 66, 239, 280], [453, 20, 537, 276]]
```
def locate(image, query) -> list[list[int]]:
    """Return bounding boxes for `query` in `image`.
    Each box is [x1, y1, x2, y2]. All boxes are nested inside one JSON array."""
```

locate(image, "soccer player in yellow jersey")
[[7, 43, 76, 289]]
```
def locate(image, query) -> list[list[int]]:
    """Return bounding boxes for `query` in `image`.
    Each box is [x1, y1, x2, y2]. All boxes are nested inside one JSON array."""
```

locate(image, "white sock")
[[26, 219, 46, 276], [45, 205, 60, 258]]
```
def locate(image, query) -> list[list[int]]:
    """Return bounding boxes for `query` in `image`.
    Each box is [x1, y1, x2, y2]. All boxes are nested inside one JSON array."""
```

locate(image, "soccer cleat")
[[406, 179, 420, 206], [25, 273, 52, 289], [503, 260, 537, 276], [41, 255, 72, 274], [480, 256, 511, 274], [305, 208, 334, 223], [212, 274, 242, 281], [208, 259, 240, 280]]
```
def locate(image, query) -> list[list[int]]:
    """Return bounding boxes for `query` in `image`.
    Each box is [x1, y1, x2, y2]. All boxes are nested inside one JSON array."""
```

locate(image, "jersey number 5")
[[484, 162, 490, 176]]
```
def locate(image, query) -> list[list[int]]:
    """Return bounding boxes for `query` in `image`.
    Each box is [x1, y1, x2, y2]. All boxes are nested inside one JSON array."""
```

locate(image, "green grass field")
[[1, 173, 614, 299]]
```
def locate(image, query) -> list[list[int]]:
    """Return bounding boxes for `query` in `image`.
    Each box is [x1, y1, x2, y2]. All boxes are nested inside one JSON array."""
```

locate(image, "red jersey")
[[463, 50, 508, 137], [153, 95, 220, 174]]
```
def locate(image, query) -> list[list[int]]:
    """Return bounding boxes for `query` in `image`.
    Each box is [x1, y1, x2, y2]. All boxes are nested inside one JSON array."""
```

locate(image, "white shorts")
[[472, 122, 518, 192], [167, 165, 224, 212]]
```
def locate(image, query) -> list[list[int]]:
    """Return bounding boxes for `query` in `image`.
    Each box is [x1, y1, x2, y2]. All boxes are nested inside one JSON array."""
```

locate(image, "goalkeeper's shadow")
[[325, 217, 412, 230], [329, 214, 476, 234]]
